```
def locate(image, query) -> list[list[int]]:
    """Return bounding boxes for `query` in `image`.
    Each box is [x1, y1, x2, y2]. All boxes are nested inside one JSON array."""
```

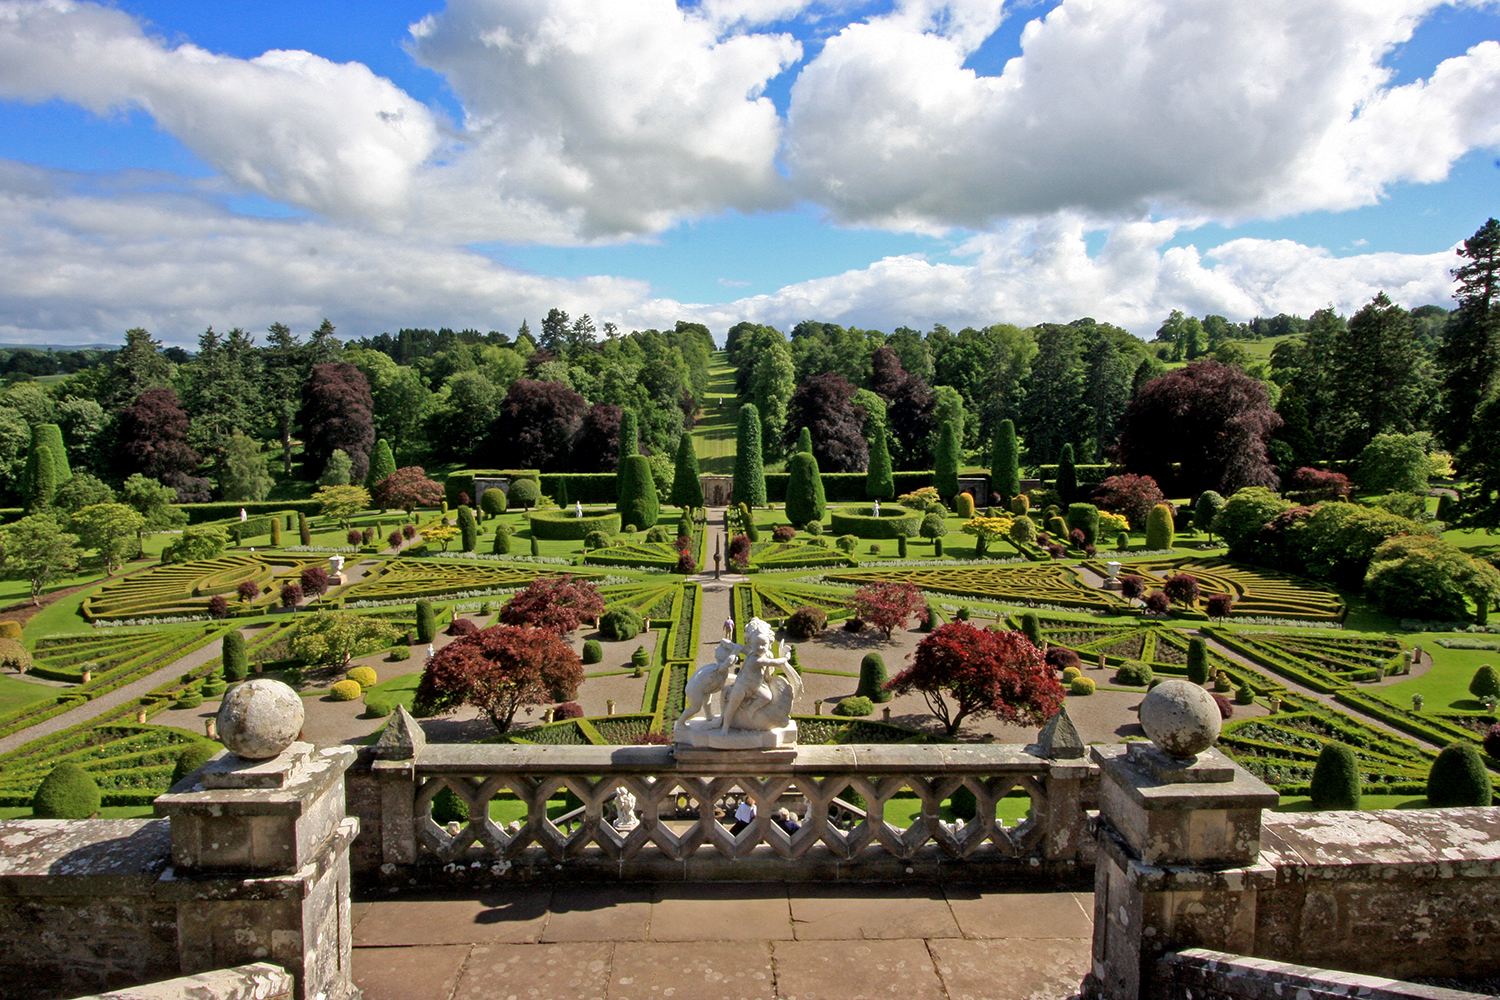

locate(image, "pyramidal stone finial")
[[373, 704, 427, 760], [1037, 706, 1085, 759]]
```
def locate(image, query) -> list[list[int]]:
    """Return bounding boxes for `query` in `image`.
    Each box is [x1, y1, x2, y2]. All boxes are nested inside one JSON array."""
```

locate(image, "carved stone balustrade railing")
[[359, 716, 1103, 883]]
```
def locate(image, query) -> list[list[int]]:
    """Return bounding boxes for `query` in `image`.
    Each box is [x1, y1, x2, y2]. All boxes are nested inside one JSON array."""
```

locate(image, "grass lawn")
[[362, 670, 423, 714], [0, 804, 157, 820], [1383, 644, 1500, 712], [1273, 793, 1430, 812], [693, 353, 740, 477], [0, 674, 57, 714]]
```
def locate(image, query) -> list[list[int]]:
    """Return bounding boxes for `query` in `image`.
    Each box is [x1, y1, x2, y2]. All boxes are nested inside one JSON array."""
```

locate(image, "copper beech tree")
[[371, 466, 444, 515], [848, 580, 928, 639], [886, 622, 1064, 737], [414, 624, 583, 733], [498, 575, 605, 634]]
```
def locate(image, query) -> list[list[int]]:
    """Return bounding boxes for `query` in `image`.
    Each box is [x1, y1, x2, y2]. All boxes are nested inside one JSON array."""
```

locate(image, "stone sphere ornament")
[[1138, 679, 1222, 760], [215, 678, 305, 760]]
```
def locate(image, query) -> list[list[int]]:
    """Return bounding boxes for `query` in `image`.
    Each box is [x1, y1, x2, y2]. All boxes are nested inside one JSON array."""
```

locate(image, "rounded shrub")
[[772, 524, 796, 542], [645, 525, 670, 543], [1062, 666, 1082, 683], [833, 695, 875, 717], [856, 653, 892, 702], [388, 644, 411, 661], [347, 666, 378, 688], [171, 743, 220, 787], [1187, 638, 1210, 685], [329, 679, 362, 701], [222, 630, 248, 682], [600, 606, 644, 641], [1427, 743, 1493, 807], [1070, 677, 1096, 696], [1009, 516, 1036, 545], [1145, 503, 1175, 550], [1469, 664, 1500, 700], [175, 691, 204, 709], [582, 639, 603, 664], [492, 527, 511, 554], [1115, 532, 1129, 551], [415, 599, 436, 643], [201, 678, 227, 697], [554, 702, 585, 720], [844, 616, 866, 633], [1066, 503, 1099, 547], [1309, 743, 1361, 810], [0, 621, 20, 640], [1235, 684, 1255, 705], [1210, 692, 1234, 719], [431, 785, 470, 824], [32, 762, 101, 819], [949, 784, 977, 821], [630, 645, 650, 673], [363, 693, 397, 718], [1115, 661, 1153, 687], [835, 534, 858, 553], [507, 478, 540, 510], [804, 519, 824, 536], [785, 606, 828, 640], [1046, 515, 1068, 540], [955, 492, 975, 518], [1046, 647, 1081, 672], [920, 513, 948, 541], [481, 487, 508, 516], [678, 515, 694, 538], [933, 537, 944, 557]]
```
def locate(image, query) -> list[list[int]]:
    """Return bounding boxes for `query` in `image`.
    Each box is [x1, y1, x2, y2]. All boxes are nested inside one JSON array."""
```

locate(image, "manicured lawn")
[[0, 805, 157, 820], [0, 674, 57, 714], [362, 670, 423, 715], [1384, 644, 1500, 712], [1273, 794, 1430, 812]]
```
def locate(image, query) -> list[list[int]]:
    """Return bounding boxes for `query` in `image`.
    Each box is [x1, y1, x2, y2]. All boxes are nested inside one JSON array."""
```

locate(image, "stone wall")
[[61, 963, 293, 1000], [1154, 949, 1488, 1000]]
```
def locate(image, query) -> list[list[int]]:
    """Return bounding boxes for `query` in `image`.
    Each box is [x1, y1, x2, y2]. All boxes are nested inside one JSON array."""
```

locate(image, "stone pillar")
[[154, 743, 360, 1000], [1082, 743, 1278, 1000], [369, 705, 423, 866]]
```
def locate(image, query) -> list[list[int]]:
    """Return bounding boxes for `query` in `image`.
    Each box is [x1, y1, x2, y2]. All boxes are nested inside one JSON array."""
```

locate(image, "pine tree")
[[934, 420, 960, 502], [1439, 218, 1500, 453], [733, 403, 767, 507], [866, 420, 894, 500], [366, 438, 397, 493], [991, 418, 1020, 500], [785, 452, 825, 527], [669, 432, 705, 509], [1056, 443, 1078, 505]]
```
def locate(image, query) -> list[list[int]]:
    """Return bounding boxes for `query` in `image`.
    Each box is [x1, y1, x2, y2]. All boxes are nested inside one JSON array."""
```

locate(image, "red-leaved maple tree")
[[886, 622, 1063, 736], [498, 575, 606, 635], [371, 466, 444, 515], [848, 580, 928, 639], [414, 624, 583, 733]]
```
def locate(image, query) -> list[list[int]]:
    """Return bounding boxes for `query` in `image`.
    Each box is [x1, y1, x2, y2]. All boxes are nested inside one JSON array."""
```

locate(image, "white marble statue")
[[575, 500, 584, 518], [673, 617, 802, 750], [872, 498, 880, 516], [613, 788, 639, 831]]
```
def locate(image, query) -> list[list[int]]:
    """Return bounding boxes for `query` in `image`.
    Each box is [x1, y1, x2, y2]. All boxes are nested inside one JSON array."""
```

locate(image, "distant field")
[[694, 352, 739, 476]]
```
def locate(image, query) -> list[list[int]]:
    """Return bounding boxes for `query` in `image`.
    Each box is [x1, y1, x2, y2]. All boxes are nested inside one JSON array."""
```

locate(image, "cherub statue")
[[719, 617, 801, 734], [678, 638, 739, 728]]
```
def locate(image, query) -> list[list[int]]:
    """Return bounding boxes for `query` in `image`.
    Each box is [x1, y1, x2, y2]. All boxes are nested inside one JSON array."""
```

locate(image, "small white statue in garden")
[[613, 788, 639, 831], [575, 500, 583, 519], [239, 508, 247, 522], [678, 639, 738, 727], [872, 498, 880, 516]]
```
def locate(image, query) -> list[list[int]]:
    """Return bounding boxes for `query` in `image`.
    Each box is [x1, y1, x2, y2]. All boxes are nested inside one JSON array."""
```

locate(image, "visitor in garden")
[[730, 800, 755, 834]]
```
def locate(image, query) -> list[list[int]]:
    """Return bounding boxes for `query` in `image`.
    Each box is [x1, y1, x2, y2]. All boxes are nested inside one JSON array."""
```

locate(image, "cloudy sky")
[[0, 0, 1497, 347]]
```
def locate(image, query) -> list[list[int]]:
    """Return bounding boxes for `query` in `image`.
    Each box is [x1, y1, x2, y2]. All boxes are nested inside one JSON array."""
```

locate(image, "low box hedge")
[[181, 500, 321, 524], [528, 509, 622, 540], [829, 507, 921, 539]]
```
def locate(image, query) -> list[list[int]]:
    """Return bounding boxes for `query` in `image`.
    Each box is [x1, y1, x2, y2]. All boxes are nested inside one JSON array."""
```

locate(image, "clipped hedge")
[[762, 471, 937, 503], [528, 509, 622, 540], [181, 500, 321, 524], [829, 507, 921, 539]]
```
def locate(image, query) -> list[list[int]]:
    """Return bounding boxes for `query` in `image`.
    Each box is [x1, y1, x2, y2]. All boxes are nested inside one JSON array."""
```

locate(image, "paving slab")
[[773, 938, 945, 1000], [610, 940, 774, 1000], [353, 888, 554, 946], [543, 884, 654, 942], [352, 943, 470, 1000], [450, 941, 613, 1000], [788, 884, 960, 940], [649, 884, 792, 942], [928, 937, 1089, 1000], [942, 890, 1093, 940]]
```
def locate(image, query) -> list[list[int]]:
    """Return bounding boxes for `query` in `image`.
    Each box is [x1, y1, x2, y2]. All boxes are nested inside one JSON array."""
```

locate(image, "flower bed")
[[345, 560, 566, 601], [0, 724, 215, 807], [1091, 557, 1345, 622], [82, 554, 281, 620], [828, 565, 1118, 611]]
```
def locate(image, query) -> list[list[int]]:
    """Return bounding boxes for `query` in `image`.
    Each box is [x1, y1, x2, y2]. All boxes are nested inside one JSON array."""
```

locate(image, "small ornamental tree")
[[413, 624, 584, 734], [1186, 637, 1210, 685], [499, 575, 605, 635], [991, 418, 1021, 500], [866, 420, 895, 500], [785, 451, 826, 527], [481, 487, 508, 517], [617, 454, 660, 532], [848, 580, 927, 639], [1309, 743, 1362, 810], [372, 467, 444, 515], [508, 478, 540, 511], [1056, 443, 1078, 505], [315, 484, 370, 529], [886, 622, 1064, 737], [1143, 590, 1170, 614], [290, 610, 399, 667], [669, 431, 705, 510], [1286, 467, 1351, 502], [457, 506, 477, 552], [1145, 502, 1175, 550], [223, 630, 248, 681], [1093, 475, 1166, 532], [280, 582, 303, 610], [934, 420, 960, 502], [0, 513, 81, 605], [1206, 593, 1235, 620], [207, 595, 230, 619], [1120, 575, 1146, 605], [300, 565, 330, 601], [1193, 490, 1226, 542], [1162, 573, 1201, 611], [237, 579, 259, 602]]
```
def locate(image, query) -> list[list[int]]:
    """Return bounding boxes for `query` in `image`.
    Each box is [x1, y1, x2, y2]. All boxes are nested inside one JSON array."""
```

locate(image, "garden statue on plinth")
[[674, 616, 801, 753], [328, 553, 346, 586]]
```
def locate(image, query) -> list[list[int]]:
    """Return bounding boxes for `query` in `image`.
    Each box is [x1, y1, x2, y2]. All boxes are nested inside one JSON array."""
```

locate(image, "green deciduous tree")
[[218, 429, 275, 502], [316, 485, 371, 529], [121, 473, 186, 539], [0, 512, 81, 604], [290, 610, 400, 667], [1365, 534, 1500, 622], [71, 502, 146, 573], [160, 525, 228, 564], [1357, 432, 1430, 494]]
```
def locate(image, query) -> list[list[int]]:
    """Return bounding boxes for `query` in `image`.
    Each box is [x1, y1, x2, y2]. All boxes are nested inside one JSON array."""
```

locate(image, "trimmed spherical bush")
[[347, 666, 378, 688], [1427, 743, 1493, 806], [416, 599, 436, 643], [171, 743, 220, 787], [32, 762, 100, 819], [554, 701, 585, 720], [1309, 743, 1361, 810], [833, 695, 874, 717], [1145, 503, 1175, 550], [481, 487, 508, 516], [329, 679, 362, 701], [363, 694, 397, 718], [507, 478, 540, 509], [856, 653, 892, 702], [582, 639, 603, 664], [1469, 664, 1500, 700], [583, 529, 610, 549], [431, 785, 470, 824], [1115, 661, 1154, 687], [786, 607, 828, 640], [388, 644, 411, 661], [1062, 666, 1082, 682], [1187, 638, 1210, 685], [1070, 677, 1096, 695], [600, 606, 644, 641]]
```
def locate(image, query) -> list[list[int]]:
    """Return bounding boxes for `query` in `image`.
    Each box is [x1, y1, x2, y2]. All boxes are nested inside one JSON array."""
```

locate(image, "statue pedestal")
[[672, 718, 797, 760]]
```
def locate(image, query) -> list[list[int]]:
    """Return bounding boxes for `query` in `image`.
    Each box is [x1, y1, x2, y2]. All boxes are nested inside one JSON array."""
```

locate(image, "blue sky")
[[0, 0, 1496, 346]]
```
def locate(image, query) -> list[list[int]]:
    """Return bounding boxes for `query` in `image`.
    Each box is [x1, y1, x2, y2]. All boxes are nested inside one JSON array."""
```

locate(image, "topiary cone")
[[1308, 743, 1361, 810], [1427, 742, 1493, 807]]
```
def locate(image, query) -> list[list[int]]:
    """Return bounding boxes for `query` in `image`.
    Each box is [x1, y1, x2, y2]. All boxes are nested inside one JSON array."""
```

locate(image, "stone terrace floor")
[[352, 883, 1093, 1000]]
